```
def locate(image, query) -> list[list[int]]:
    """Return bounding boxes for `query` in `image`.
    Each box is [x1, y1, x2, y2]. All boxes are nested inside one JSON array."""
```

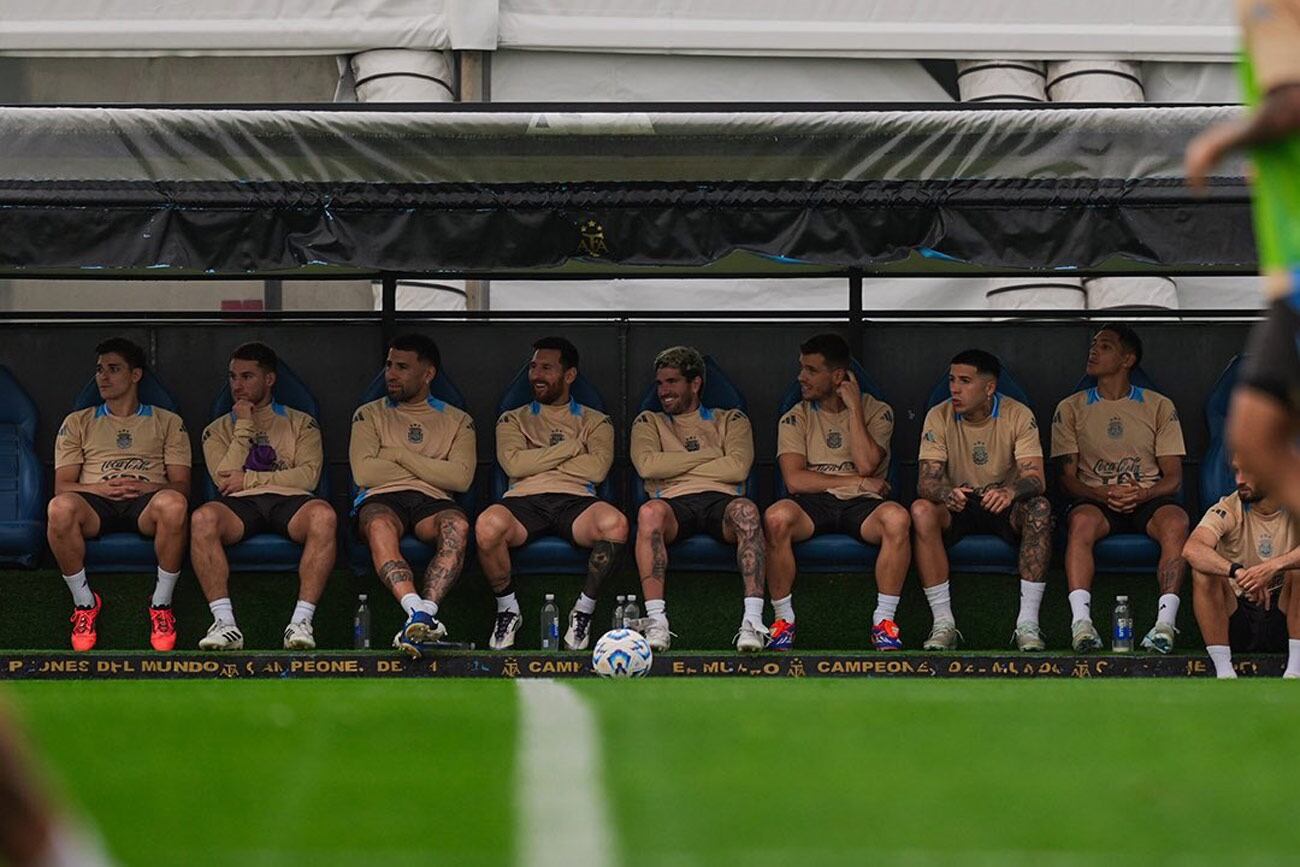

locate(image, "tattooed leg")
[[635, 501, 677, 601], [359, 504, 416, 600], [1011, 496, 1052, 583], [377, 559, 416, 599], [724, 498, 765, 598], [421, 511, 470, 605], [584, 540, 625, 598], [1148, 505, 1190, 595]]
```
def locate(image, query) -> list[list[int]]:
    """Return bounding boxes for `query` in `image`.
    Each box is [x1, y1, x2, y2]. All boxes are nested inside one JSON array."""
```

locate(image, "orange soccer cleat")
[[70, 593, 103, 652], [149, 605, 177, 652]]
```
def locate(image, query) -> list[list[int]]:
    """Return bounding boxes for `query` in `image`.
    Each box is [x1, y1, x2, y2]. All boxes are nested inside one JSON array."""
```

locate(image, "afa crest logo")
[[1259, 535, 1274, 558], [407, 424, 423, 444], [549, 431, 566, 446], [923, 430, 936, 443], [1107, 417, 1124, 439], [972, 443, 989, 466], [116, 429, 133, 449], [684, 437, 700, 452], [576, 218, 609, 257], [826, 431, 843, 450]]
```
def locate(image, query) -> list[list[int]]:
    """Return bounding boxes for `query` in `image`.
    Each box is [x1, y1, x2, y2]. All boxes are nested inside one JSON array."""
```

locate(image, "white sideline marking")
[[515, 679, 617, 867]]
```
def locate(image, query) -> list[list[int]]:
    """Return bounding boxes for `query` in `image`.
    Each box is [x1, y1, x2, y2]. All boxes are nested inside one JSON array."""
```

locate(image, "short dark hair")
[[229, 341, 278, 373], [1095, 322, 1143, 367], [389, 333, 441, 368], [533, 336, 579, 370], [95, 337, 146, 371], [950, 349, 1001, 379], [799, 333, 852, 370], [653, 346, 705, 384]]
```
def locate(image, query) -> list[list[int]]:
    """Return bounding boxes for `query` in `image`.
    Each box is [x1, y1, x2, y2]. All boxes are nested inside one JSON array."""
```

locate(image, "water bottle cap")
[[544, 593, 555, 600], [1117, 595, 1128, 602], [616, 595, 625, 601], [359, 594, 367, 602]]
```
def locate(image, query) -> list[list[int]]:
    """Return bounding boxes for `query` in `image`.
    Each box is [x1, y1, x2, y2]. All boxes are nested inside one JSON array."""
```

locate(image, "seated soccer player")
[[631, 346, 766, 653], [350, 334, 475, 658], [192, 342, 336, 651], [762, 334, 910, 651], [1185, 461, 1300, 679], [911, 349, 1051, 651], [46, 337, 191, 652], [475, 336, 628, 651], [1052, 324, 1189, 654]]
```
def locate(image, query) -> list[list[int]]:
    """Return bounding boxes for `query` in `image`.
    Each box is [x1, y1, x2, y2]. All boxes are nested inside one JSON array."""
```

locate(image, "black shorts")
[[791, 492, 887, 539], [76, 491, 158, 538], [945, 501, 1021, 546], [501, 493, 602, 545], [1240, 297, 1300, 414], [665, 492, 739, 543], [1228, 594, 1289, 653], [353, 490, 465, 538], [1066, 496, 1185, 537], [219, 494, 316, 540]]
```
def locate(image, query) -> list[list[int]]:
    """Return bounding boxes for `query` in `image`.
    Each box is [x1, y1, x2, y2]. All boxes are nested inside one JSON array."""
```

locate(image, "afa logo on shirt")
[[826, 431, 843, 449], [408, 424, 424, 444], [1107, 418, 1124, 439], [684, 437, 700, 452], [972, 442, 989, 466], [923, 430, 936, 443], [549, 431, 565, 446], [116, 429, 133, 449], [1259, 535, 1274, 558]]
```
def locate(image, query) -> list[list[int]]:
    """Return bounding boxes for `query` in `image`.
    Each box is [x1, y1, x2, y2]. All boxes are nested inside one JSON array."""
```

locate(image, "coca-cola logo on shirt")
[[1091, 456, 1143, 484]]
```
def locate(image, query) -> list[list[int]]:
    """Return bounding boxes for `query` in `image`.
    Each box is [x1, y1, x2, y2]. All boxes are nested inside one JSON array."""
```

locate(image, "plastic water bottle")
[[623, 595, 641, 627], [613, 595, 627, 630], [353, 594, 371, 650], [540, 594, 560, 650], [1112, 595, 1133, 652]]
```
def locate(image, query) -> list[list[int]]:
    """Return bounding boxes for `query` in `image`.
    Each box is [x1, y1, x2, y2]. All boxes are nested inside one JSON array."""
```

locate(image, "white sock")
[[1156, 593, 1181, 627], [1068, 589, 1092, 623], [400, 593, 422, 616], [1206, 644, 1236, 679], [151, 567, 180, 607], [496, 592, 520, 614], [1286, 639, 1300, 677], [743, 597, 765, 627], [872, 593, 900, 626], [574, 593, 597, 615], [924, 581, 954, 624], [1017, 580, 1045, 626], [645, 598, 667, 623], [209, 597, 235, 626], [291, 600, 317, 624], [772, 594, 795, 624], [416, 600, 438, 618], [63, 569, 94, 608]]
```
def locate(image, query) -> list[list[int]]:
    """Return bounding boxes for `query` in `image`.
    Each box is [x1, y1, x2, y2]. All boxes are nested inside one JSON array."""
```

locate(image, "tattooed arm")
[[1009, 456, 1046, 500], [916, 459, 953, 503]]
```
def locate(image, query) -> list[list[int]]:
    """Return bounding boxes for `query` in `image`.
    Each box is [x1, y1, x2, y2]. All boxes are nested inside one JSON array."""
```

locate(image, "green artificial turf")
[[9, 679, 1300, 866]]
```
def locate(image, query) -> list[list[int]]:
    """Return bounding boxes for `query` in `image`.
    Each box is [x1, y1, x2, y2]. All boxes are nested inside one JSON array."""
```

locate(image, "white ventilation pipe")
[[1046, 60, 1178, 309], [957, 60, 1085, 310]]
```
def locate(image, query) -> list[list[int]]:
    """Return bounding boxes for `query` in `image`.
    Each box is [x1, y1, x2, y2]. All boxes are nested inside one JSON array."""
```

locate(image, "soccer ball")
[[591, 629, 653, 678]]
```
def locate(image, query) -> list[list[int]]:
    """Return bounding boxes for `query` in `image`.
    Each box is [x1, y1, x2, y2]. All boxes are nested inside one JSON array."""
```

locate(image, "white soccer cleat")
[[1283, 672, 1300, 680], [198, 620, 244, 651], [564, 609, 594, 651], [1012, 622, 1046, 652], [283, 620, 316, 651], [1071, 619, 1103, 653], [922, 619, 962, 651], [489, 610, 521, 650], [734, 619, 769, 653], [643, 618, 673, 653], [1140, 622, 1178, 654]]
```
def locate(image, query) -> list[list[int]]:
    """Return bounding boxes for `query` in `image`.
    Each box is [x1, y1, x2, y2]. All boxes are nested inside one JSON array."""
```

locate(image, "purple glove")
[[243, 443, 278, 472]]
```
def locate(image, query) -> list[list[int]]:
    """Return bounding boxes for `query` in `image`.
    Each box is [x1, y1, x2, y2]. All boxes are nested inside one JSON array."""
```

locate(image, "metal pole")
[[458, 50, 492, 312], [380, 274, 397, 348]]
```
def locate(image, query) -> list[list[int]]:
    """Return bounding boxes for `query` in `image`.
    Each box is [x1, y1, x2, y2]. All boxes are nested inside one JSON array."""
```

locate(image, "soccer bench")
[[630, 354, 758, 571], [0, 366, 44, 567]]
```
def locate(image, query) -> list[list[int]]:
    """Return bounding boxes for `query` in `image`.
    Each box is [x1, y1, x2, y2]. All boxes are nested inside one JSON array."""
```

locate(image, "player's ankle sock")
[[1286, 640, 1300, 677], [151, 567, 180, 607], [63, 569, 94, 608], [872, 594, 900, 626], [772, 595, 795, 624], [415, 600, 438, 619], [573, 593, 597, 616], [289, 600, 316, 624], [1156, 593, 1181, 627], [1206, 645, 1236, 678], [1068, 589, 1092, 623], [1017, 579, 1045, 626], [399, 593, 421, 616], [645, 598, 667, 623], [495, 589, 520, 614], [924, 581, 953, 624], [209, 597, 235, 626], [743, 596, 764, 627]]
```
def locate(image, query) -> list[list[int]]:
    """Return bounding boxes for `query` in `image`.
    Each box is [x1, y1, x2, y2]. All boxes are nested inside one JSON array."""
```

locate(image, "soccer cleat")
[[922, 619, 962, 651], [1071, 619, 1103, 653], [198, 620, 244, 651], [402, 610, 447, 646], [70, 593, 103, 652], [765, 618, 796, 651], [1012, 621, 1046, 652], [564, 609, 593, 651], [283, 620, 316, 651], [148, 604, 177, 652], [489, 610, 521, 650], [1140, 622, 1178, 654], [643, 618, 672, 653], [871, 618, 903, 651], [735, 620, 770, 653], [1283, 672, 1300, 680]]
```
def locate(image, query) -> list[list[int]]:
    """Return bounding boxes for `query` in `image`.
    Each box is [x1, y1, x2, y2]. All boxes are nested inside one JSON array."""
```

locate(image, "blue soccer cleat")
[[766, 618, 796, 651]]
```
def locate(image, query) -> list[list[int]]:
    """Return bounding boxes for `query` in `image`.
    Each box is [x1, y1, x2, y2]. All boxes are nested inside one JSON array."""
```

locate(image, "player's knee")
[[1024, 496, 1051, 524], [763, 505, 794, 540], [909, 498, 940, 530], [637, 501, 669, 534], [1154, 510, 1190, 542], [474, 510, 508, 547], [878, 503, 911, 542], [190, 505, 222, 540], [443, 511, 470, 540], [152, 490, 189, 528], [598, 509, 629, 542], [306, 502, 337, 537], [1067, 508, 1102, 541], [46, 495, 80, 531]]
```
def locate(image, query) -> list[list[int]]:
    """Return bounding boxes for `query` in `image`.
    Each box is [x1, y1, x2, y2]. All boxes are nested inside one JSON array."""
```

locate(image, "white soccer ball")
[[591, 629, 653, 678]]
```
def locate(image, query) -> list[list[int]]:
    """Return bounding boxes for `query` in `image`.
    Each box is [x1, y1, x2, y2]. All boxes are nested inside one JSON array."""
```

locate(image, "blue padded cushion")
[[1201, 355, 1242, 507], [924, 357, 1031, 573], [0, 366, 39, 443], [348, 367, 475, 575], [72, 370, 181, 572], [631, 355, 755, 571], [0, 369, 44, 566]]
